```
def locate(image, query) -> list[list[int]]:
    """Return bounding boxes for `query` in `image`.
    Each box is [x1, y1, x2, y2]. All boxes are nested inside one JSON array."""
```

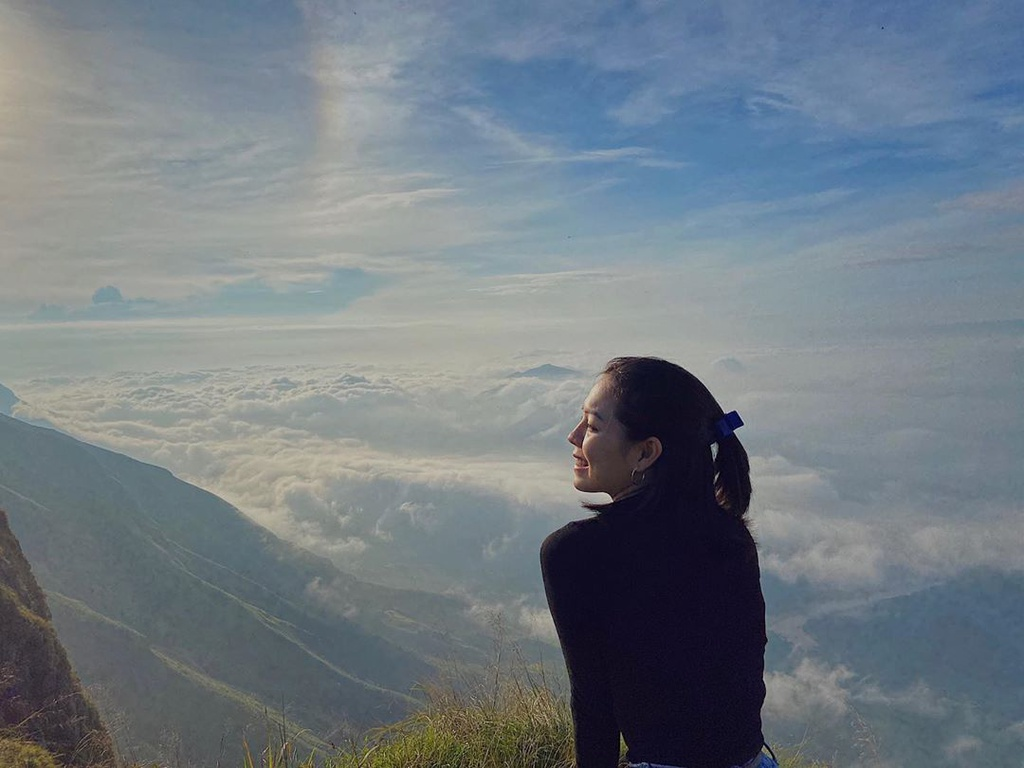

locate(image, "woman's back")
[[541, 493, 766, 768]]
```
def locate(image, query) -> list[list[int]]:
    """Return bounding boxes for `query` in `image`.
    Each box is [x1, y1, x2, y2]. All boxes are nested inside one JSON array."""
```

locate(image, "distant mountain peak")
[[0, 382, 18, 416], [510, 364, 579, 379]]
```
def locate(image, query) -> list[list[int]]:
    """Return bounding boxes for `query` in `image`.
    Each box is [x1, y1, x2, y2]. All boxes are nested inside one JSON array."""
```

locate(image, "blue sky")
[[1, 0, 1021, 351]]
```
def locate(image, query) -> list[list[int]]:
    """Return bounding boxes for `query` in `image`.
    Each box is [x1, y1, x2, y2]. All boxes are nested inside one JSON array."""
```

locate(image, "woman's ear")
[[636, 436, 663, 471]]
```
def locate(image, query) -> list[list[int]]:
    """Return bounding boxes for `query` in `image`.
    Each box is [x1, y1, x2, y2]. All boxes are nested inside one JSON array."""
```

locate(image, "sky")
[[2, 0, 1023, 589]]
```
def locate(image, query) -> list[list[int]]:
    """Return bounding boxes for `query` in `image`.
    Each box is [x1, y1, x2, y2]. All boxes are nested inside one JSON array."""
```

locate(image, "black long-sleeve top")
[[540, 491, 767, 768]]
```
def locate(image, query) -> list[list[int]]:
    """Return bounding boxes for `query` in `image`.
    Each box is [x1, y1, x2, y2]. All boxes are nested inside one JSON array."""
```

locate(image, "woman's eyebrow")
[[583, 407, 605, 421]]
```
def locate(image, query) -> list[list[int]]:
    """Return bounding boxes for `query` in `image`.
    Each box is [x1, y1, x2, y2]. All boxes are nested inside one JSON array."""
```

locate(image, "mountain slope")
[[807, 567, 1024, 719], [0, 383, 16, 416], [0, 507, 116, 767], [800, 567, 1024, 767], [0, 413, 496, 764]]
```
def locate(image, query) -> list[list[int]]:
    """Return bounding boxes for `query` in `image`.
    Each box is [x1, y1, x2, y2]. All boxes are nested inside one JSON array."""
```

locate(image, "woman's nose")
[[567, 422, 583, 445]]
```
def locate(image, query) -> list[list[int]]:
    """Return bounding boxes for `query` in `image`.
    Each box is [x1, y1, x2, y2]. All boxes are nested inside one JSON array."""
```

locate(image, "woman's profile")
[[541, 357, 775, 768]]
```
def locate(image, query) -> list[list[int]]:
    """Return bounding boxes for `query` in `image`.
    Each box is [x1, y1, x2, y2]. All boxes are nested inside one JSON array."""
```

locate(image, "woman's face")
[[567, 375, 643, 500]]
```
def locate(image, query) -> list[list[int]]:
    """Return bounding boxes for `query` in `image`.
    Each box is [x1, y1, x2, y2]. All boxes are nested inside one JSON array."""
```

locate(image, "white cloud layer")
[[764, 658, 852, 723], [11, 339, 1023, 601], [761, 659, 999, 767]]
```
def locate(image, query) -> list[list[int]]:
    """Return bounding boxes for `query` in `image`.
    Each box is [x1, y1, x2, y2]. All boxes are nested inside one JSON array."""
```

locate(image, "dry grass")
[[116, 635, 830, 768], [0, 736, 62, 768]]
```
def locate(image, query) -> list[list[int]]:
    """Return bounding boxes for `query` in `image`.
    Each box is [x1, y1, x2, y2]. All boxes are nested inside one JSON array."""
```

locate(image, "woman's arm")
[[541, 524, 620, 768]]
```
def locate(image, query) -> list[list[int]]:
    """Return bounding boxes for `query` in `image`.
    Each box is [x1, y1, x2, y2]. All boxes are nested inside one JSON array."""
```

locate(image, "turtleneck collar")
[[592, 487, 657, 521]]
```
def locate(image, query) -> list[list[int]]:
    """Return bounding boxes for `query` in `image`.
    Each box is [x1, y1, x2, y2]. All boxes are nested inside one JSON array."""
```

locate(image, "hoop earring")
[[630, 468, 646, 486]]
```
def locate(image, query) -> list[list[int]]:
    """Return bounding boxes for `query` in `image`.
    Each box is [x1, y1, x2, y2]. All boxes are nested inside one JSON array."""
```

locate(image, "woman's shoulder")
[[539, 515, 606, 568]]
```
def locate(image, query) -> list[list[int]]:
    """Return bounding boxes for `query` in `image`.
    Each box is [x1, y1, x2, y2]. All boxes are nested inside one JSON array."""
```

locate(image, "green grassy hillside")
[[0, 508, 116, 768], [0, 414, 506, 765]]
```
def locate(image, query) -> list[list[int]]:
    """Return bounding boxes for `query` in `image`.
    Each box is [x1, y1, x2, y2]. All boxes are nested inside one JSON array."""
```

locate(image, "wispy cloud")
[[765, 658, 852, 723], [26, 269, 383, 323], [940, 181, 1024, 213], [484, 0, 1024, 135], [3, 0, 1021, 328]]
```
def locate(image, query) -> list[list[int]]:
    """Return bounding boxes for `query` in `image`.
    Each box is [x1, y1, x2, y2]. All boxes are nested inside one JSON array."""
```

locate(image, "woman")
[[541, 357, 775, 768]]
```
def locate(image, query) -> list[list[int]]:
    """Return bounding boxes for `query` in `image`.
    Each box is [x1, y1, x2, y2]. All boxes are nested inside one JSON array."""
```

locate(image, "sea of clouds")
[[12, 339, 1022, 603]]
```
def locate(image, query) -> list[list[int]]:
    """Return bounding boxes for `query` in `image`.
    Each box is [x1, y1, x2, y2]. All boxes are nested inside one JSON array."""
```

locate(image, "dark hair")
[[585, 356, 751, 521]]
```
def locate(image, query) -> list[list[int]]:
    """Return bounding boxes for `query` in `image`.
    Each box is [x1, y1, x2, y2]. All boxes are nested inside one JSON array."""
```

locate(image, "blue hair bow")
[[712, 411, 744, 442]]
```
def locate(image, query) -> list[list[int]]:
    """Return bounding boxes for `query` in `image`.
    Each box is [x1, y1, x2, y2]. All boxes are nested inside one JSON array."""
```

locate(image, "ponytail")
[[713, 432, 751, 519]]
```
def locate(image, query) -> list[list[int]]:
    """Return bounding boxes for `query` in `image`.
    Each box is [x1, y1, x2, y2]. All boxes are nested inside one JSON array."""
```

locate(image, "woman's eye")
[[586, 423, 598, 432]]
